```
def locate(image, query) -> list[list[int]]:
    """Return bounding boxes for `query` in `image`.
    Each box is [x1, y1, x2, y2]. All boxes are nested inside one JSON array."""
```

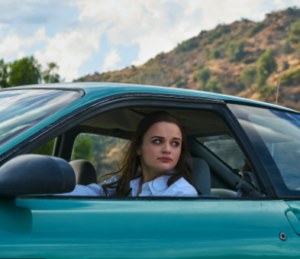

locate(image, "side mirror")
[[0, 155, 75, 196]]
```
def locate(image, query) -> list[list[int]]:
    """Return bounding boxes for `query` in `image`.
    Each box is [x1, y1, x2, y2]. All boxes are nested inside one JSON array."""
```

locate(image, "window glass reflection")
[[0, 90, 82, 146], [228, 103, 300, 192]]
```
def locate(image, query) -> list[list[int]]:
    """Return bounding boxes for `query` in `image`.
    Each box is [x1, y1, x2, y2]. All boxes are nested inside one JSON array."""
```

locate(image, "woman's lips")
[[159, 157, 172, 162]]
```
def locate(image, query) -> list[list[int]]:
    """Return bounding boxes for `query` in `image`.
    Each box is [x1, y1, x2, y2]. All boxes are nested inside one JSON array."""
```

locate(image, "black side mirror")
[[0, 155, 75, 196]]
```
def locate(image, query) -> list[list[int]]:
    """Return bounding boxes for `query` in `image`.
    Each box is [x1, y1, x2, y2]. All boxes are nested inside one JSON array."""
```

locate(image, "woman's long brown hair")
[[101, 111, 194, 196]]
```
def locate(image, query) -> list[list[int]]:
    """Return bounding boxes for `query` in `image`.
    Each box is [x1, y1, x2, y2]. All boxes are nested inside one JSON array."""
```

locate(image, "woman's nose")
[[162, 143, 171, 153]]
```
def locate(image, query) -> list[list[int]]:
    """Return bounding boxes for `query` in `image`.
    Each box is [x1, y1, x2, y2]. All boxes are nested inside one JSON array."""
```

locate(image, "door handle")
[[286, 209, 300, 235]]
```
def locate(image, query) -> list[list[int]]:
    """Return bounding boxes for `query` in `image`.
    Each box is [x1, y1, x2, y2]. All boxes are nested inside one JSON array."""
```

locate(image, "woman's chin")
[[155, 165, 174, 173]]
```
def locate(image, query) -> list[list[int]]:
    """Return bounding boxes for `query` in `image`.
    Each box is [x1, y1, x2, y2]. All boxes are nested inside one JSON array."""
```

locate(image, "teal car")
[[1, 83, 300, 258]]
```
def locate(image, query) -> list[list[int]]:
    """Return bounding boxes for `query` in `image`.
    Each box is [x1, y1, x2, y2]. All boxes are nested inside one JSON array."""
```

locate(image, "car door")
[[0, 134, 298, 257], [228, 103, 300, 250], [0, 197, 296, 258]]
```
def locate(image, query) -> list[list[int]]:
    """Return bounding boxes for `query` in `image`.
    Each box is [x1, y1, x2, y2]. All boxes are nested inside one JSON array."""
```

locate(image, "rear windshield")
[[0, 89, 82, 146], [228, 103, 300, 198]]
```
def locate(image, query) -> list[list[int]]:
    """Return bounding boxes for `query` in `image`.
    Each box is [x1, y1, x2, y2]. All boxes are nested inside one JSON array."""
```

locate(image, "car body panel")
[[0, 198, 297, 258], [0, 83, 297, 156], [285, 201, 300, 236]]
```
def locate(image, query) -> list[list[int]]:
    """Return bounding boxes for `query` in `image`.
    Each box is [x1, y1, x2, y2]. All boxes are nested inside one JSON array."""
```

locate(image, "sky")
[[0, 0, 299, 82]]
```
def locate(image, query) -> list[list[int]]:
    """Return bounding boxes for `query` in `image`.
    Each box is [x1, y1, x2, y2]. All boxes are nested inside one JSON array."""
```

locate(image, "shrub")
[[175, 79, 186, 88], [175, 38, 198, 53], [297, 42, 300, 57], [256, 48, 277, 87], [247, 23, 264, 37], [286, 7, 298, 15], [201, 77, 224, 93], [240, 65, 256, 88], [227, 41, 246, 61], [242, 56, 257, 64], [288, 20, 300, 44], [259, 85, 277, 98], [130, 67, 166, 86], [145, 58, 155, 66], [199, 25, 231, 46], [281, 41, 292, 54], [194, 67, 210, 88], [281, 69, 300, 86], [211, 49, 221, 59], [206, 50, 219, 61], [155, 52, 165, 61], [241, 18, 251, 23], [107, 76, 120, 83]]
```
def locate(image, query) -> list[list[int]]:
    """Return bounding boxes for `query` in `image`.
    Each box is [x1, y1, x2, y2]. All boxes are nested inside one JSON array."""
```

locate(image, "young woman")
[[63, 111, 198, 197]]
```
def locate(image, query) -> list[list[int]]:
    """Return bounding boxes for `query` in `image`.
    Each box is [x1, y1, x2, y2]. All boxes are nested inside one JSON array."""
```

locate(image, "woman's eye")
[[172, 142, 180, 147], [153, 139, 161, 144]]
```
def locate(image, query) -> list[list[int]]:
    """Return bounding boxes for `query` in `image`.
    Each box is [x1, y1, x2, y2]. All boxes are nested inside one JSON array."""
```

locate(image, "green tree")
[[256, 48, 277, 87], [227, 41, 246, 62], [175, 38, 198, 53], [0, 59, 9, 88], [281, 69, 300, 86], [43, 62, 60, 83], [203, 77, 224, 93], [247, 23, 264, 37], [72, 134, 94, 161], [240, 65, 256, 88], [207, 49, 222, 60], [281, 41, 292, 54], [194, 67, 210, 88], [9, 56, 41, 86], [32, 139, 55, 156], [296, 42, 300, 58], [288, 20, 300, 44]]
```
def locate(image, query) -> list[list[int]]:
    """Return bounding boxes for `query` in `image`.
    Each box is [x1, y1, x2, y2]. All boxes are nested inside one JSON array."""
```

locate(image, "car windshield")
[[0, 89, 82, 146], [228, 103, 300, 197]]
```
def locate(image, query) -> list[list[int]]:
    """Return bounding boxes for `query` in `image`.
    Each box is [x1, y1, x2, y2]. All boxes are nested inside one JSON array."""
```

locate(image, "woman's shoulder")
[[168, 177, 198, 196]]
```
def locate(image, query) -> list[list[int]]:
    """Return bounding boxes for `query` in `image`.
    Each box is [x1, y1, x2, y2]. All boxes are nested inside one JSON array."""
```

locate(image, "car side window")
[[197, 135, 245, 171], [71, 133, 129, 178]]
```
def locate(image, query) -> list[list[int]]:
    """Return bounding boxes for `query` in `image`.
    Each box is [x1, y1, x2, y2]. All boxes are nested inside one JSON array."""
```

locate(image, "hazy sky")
[[0, 0, 299, 81]]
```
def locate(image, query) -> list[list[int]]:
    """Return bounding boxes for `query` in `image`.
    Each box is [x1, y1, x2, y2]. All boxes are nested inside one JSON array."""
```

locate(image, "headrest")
[[69, 160, 97, 185], [187, 157, 211, 195]]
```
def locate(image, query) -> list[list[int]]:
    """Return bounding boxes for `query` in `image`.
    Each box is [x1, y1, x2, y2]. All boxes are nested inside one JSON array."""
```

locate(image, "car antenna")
[[275, 60, 284, 105], [272, 60, 284, 156]]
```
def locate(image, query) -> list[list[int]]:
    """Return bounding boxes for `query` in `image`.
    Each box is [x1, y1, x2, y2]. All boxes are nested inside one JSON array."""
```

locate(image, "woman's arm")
[[58, 175, 120, 196]]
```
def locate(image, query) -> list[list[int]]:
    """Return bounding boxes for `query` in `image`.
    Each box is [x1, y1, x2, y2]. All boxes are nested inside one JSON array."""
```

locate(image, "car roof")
[[6, 82, 298, 113]]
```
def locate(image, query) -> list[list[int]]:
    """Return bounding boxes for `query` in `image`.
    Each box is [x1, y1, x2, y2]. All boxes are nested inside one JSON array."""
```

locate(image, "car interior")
[[42, 107, 261, 198]]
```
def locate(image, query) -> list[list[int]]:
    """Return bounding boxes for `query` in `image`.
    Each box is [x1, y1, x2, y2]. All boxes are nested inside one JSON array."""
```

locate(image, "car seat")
[[69, 159, 97, 185], [187, 157, 237, 197], [187, 157, 211, 195]]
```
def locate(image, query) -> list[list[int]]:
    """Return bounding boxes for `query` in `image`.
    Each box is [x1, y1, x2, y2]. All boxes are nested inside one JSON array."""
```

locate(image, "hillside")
[[77, 7, 300, 110]]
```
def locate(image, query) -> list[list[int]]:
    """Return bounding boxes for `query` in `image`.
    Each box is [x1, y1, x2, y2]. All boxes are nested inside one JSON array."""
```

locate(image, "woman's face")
[[137, 121, 182, 176]]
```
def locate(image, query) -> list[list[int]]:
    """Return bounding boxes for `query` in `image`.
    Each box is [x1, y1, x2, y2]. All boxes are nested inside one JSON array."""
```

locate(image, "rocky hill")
[[77, 7, 300, 110]]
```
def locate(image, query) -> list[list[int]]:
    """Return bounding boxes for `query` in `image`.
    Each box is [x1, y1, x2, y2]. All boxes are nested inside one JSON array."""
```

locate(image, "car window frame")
[[0, 92, 276, 199]]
